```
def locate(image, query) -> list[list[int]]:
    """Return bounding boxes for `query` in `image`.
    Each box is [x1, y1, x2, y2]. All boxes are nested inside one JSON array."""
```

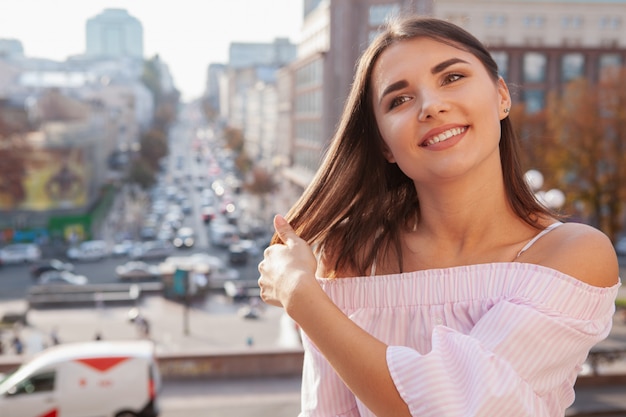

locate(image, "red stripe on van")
[[39, 409, 57, 417], [76, 356, 130, 372]]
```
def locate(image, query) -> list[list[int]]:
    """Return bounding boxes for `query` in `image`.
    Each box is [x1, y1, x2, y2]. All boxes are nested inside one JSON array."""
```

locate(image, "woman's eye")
[[442, 73, 463, 85], [389, 95, 410, 109]]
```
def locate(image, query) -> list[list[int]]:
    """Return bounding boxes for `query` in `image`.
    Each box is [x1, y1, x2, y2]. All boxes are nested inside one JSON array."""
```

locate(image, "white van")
[[0, 340, 160, 417]]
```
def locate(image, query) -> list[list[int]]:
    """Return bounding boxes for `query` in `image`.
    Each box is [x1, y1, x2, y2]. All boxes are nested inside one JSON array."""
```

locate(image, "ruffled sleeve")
[[387, 284, 619, 417]]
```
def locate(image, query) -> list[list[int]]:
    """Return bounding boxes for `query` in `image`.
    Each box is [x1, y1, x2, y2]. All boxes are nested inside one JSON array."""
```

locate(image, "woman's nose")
[[417, 91, 448, 121]]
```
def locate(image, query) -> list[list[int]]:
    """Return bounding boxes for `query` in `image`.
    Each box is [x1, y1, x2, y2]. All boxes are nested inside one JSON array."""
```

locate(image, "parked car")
[[38, 270, 88, 286], [115, 261, 161, 281], [66, 240, 110, 262], [130, 240, 174, 260], [30, 259, 75, 279], [0, 243, 42, 265]]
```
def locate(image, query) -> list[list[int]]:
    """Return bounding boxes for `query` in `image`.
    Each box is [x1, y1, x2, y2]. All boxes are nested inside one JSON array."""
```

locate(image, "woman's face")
[[370, 37, 511, 184]]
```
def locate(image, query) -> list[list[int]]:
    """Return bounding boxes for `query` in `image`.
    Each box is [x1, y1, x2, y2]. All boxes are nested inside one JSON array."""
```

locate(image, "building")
[[85, 8, 144, 59], [0, 39, 24, 59], [228, 38, 297, 69], [204, 63, 226, 116], [219, 39, 297, 165], [437, 0, 626, 113]]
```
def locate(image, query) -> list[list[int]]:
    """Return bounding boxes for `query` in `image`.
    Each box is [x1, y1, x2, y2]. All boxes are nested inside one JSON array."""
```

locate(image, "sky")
[[0, 0, 304, 101]]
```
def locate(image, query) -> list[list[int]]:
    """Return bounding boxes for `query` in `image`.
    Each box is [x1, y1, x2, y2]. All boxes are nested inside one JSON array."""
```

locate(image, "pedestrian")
[[11, 334, 24, 355], [257, 15, 621, 417], [50, 327, 60, 345]]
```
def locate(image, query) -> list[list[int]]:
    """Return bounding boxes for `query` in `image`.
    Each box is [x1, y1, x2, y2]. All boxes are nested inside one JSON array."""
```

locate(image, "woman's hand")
[[258, 215, 319, 312]]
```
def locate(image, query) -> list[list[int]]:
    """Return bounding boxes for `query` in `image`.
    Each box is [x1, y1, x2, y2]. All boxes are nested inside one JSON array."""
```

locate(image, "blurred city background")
[[1, 0, 626, 416]]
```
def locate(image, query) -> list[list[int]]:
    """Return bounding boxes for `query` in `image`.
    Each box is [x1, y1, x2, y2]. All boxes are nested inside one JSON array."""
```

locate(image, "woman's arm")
[[259, 215, 411, 417]]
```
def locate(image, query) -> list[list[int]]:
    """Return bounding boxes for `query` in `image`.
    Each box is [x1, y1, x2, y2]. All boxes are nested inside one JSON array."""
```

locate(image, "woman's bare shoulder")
[[528, 222, 619, 288]]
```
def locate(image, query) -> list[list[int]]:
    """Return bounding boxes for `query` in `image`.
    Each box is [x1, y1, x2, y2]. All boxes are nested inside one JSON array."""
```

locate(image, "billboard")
[[0, 147, 90, 211]]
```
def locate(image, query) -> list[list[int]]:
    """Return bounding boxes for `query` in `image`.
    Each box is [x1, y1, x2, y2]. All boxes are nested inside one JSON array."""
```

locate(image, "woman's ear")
[[497, 77, 512, 119]]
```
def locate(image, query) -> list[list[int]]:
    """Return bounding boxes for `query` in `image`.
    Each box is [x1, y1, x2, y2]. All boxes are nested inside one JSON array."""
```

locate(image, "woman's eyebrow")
[[378, 80, 408, 105], [431, 57, 469, 74]]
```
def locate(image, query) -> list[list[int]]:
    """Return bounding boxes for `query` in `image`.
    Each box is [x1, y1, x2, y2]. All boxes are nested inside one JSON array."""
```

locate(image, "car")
[[159, 253, 239, 282], [201, 206, 216, 223], [66, 240, 110, 262], [30, 259, 75, 279], [173, 227, 195, 248], [115, 261, 161, 281], [38, 270, 88, 286], [0, 243, 42, 264], [130, 240, 174, 260], [228, 243, 249, 265], [112, 240, 136, 257]]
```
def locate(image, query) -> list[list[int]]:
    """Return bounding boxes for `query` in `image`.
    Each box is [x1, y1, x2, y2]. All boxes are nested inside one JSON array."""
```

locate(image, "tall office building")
[[85, 9, 144, 59]]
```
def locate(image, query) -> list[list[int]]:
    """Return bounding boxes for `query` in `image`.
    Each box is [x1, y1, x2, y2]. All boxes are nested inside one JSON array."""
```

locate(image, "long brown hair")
[[276, 15, 555, 276]]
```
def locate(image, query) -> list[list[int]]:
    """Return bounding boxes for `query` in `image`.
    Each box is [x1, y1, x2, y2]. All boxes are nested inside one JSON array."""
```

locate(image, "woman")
[[258, 15, 620, 417]]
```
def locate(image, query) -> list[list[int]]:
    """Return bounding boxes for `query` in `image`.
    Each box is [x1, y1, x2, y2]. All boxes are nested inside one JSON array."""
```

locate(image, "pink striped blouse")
[[299, 262, 620, 416]]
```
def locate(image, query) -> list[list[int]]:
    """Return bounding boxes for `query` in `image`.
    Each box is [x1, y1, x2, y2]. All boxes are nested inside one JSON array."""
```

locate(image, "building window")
[[491, 51, 509, 80], [599, 53, 622, 82], [562, 16, 583, 29], [524, 89, 545, 114], [523, 15, 546, 28], [369, 4, 400, 26], [600, 16, 622, 30], [485, 15, 508, 28], [295, 59, 323, 89], [523, 52, 547, 83], [561, 53, 585, 83]]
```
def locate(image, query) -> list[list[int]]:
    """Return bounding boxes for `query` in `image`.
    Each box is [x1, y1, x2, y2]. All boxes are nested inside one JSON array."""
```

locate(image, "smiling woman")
[[257, 15, 620, 417]]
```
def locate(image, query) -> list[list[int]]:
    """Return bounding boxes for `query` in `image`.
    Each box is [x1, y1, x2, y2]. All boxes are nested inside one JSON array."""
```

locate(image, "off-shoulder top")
[[299, 224, 620, 417]]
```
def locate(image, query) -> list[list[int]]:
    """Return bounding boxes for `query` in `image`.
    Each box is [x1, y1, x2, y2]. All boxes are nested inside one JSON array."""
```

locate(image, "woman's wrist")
[[283, 271, 324, 319]]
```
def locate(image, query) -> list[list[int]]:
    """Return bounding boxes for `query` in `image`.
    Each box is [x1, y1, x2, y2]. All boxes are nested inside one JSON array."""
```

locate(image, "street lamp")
[[524, 169, 566, 210]]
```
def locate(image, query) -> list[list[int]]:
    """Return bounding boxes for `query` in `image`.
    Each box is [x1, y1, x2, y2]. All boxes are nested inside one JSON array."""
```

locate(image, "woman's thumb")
[[274, 214, 296, 245]]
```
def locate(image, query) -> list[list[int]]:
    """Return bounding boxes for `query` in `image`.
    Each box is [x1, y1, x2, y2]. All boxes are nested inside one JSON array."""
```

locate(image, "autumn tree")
[[223, 126, 245, 153], [543, 72, 626, 241]]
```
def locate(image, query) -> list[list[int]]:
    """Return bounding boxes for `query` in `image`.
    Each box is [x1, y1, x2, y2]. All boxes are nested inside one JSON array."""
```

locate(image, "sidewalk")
[[1, 294, 299, 355]]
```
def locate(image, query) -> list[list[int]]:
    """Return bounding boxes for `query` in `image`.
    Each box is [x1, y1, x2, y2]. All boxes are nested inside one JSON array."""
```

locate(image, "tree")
[[543, 73, 626, 241], [126, 158, 156, 189], [223, 126, 245, 153], [0, 104, 30, 208], [245, 166, 277, 195], [138, 128, 168, 171]]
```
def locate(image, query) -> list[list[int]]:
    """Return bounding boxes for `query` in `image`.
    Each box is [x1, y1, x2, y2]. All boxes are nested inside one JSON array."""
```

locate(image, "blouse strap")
[[516, 222, 563, 259]]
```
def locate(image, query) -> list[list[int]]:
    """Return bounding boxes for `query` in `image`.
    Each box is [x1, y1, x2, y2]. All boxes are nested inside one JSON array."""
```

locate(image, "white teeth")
[[424, 127, 466, 146]]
